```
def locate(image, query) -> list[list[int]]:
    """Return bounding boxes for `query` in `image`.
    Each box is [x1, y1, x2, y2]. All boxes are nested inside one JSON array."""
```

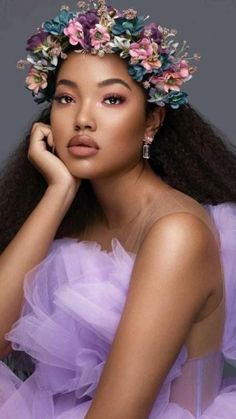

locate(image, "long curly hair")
[[1, 99, 236, 254]]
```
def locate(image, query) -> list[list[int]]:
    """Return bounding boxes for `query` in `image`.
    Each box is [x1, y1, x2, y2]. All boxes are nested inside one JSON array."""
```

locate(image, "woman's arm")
[[85, 212, 221, 419], [0, 184, 77, 358]]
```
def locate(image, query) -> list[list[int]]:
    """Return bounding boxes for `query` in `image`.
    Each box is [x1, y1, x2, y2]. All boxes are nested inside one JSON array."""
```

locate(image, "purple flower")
[[143, 23, 162, 43], [77, 11, 99, 28], [26, 32, 48, 52], [77, 11, 99, 49]]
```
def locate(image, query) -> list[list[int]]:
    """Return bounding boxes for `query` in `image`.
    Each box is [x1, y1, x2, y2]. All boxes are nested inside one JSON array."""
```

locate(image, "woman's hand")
[[28, 122, 81, 192]]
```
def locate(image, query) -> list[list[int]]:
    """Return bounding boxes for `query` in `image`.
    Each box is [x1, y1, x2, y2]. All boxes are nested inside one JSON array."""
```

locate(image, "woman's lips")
[[67, 134, 99, 157], [68, 145, 99, 157]]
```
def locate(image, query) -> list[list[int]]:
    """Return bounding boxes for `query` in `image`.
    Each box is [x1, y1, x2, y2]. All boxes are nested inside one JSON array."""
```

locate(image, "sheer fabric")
[[0, 187, 236, 418]]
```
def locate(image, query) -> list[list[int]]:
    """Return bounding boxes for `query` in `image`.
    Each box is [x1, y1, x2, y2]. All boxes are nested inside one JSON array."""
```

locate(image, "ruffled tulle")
[[0, 202, 236, 418], [204, 203, 236, 365]]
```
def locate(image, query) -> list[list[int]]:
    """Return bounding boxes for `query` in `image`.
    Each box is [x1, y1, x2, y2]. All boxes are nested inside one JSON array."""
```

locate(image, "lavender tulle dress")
[[1, 197, 236, 418]]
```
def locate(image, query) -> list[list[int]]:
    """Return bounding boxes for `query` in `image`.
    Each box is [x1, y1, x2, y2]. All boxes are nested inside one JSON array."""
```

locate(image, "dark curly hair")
[[1, 98, 236, 255], [1, 46, 236, 250], [2, 21, 236, 257]]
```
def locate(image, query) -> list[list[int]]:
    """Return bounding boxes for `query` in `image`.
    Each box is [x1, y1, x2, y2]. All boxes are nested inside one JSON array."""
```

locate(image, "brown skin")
[[48, 55, 222, 419], [50, 52, 167, 228]]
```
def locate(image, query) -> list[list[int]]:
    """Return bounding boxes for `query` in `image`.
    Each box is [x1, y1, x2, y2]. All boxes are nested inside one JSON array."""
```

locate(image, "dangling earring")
[[142, 136, 153, 159], [52, 145, 55, 154]]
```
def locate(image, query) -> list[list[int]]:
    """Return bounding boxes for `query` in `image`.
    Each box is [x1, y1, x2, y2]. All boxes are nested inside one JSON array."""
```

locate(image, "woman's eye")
[[53, 94, 124, 105], [54, 95, 74, 104], [103, 95, 124, 105]]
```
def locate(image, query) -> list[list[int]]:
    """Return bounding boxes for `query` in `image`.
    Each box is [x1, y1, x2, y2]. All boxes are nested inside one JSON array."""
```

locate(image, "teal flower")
[[111, 16, 145, 37], [165, 91, 189, 109], [160, 54, 172, 71], [148, 88, 188, 108], [128, 64, 147, 82], [43, 10, 75, 35], [32, 90, 47, 104], [148, 87, 166, 106]]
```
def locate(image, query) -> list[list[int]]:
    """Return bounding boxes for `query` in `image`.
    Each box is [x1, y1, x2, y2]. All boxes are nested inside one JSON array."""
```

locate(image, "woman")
[[0, 1, 236, 417]]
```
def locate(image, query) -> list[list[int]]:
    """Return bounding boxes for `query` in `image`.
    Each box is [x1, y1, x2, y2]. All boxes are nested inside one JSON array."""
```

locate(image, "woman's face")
[[50, 51, 155, 180]]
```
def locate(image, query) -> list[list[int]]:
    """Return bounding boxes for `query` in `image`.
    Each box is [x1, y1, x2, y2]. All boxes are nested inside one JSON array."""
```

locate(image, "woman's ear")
[[145, 107, 166, 138]]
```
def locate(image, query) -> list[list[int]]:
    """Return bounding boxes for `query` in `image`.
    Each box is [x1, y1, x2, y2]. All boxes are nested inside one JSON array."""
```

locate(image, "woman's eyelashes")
[[53, 93, 125, 106], [103, 94, 125, 105], [54, 95, 74, 104]]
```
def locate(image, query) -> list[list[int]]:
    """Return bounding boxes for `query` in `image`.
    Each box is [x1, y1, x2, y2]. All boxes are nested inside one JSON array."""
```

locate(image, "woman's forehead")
[[57, 52, 134, 85]]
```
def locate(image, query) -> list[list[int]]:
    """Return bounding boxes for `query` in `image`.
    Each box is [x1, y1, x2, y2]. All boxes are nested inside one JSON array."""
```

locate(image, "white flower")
[[113, 36, 131, 50], [27, 54, 56, 71]]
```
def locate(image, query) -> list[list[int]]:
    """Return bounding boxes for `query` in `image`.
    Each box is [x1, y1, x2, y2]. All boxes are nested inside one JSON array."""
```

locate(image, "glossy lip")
[[67, 134, 99, 149]]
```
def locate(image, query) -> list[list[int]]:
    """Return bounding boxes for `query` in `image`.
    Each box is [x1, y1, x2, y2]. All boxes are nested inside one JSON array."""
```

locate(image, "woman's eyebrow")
[[56, 78, 132, 91], [98, 78, 132, 90]]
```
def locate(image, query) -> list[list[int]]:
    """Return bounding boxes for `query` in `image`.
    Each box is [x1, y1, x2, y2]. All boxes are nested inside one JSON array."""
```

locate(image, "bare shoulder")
[[162, 187, 216, 228], [148, 186, 220, 249], [143, 210, 218, 253], [134, 210, 222, 299]]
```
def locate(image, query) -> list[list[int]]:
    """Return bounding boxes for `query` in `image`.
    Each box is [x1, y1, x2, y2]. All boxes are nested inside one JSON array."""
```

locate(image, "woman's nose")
[[74, 103, 96, 131]]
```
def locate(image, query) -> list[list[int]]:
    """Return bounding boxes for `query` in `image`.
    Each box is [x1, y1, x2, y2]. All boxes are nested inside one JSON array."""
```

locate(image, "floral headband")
[[17, 0, 201, 109]]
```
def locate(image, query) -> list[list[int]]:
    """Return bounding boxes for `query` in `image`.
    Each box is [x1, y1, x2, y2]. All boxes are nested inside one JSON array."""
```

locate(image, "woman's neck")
[[90, 161, 171, 229]]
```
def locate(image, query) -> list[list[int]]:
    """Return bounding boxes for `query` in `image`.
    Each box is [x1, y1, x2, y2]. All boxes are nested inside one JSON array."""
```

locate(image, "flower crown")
[[17, 0, 201, 109]]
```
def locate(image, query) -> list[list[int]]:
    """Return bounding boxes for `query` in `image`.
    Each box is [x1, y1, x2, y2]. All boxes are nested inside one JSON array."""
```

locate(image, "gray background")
[[0, 0, 235, 168]]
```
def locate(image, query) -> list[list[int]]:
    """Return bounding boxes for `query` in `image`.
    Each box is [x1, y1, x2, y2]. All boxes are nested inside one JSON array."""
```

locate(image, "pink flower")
[[89, 24, 110, 50], [142, 60, 162, 73], [151, 71, 183, 92], [25, 68, 47, 94], [129, 38, 162, 71], [129, 38, 153, 60], [16, 59, 28, 69], [123, 8, 137, 20], [178, 60, 191, 78], [150, 61, 191, 92], [50, 45, 62, 57], [142, 56, 162, 71], [64, 18, 85, 47]]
